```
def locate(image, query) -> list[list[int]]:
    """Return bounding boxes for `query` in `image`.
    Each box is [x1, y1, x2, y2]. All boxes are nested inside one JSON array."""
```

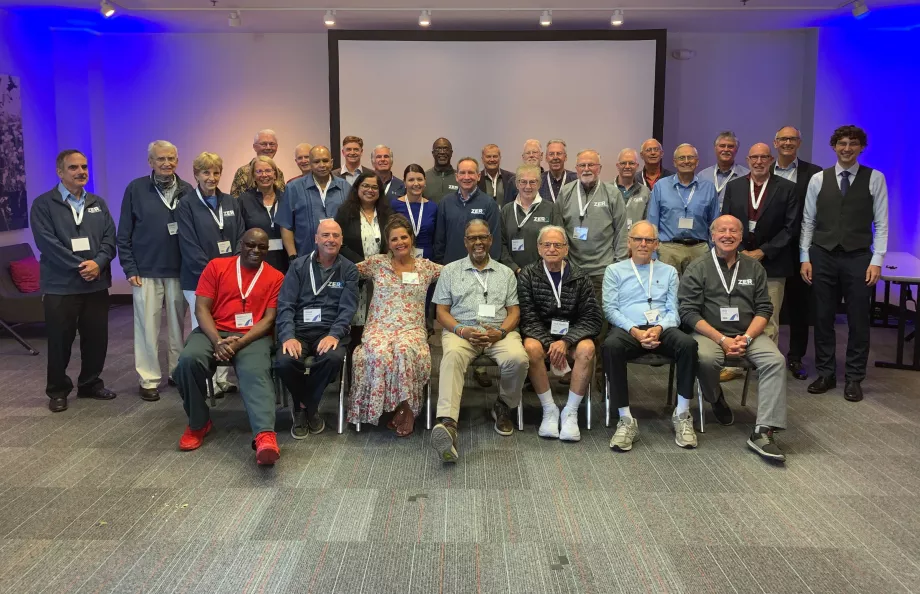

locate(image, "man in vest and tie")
[[799, 125, 888, 402]]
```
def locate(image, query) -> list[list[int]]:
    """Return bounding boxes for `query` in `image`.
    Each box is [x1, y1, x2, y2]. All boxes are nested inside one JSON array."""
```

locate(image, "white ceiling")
[[5, 0, 920, 33]]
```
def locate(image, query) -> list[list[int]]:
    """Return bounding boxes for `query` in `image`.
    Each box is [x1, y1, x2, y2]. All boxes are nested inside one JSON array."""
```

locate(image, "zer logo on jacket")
[[86, 206, 102, 213], [533, 217, 548, 222], [470, 209, 484, 215], [327, 281, 343, 288], [593, 201, 605, 207], [737, 279, 754, 286], [223, 210, 235, 216]]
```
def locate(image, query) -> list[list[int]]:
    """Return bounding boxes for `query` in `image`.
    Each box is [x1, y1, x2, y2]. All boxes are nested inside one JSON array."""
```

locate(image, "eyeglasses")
[[517, 179, 539, 187], [775, 136, 800, 143], [618, 161, 638, 167], [675, 155, 697, 163], [523, 150, 542, 156], [748, 155, 773, 162], [546, 151, 566, 158], [256, 142, 278, 148], [464, 234, 491, 243], [358, 183, 379, 191], [154, 156, 178, 164], [540, 242, 567, 249], [629, 236, 658, 244], [575, 163, 600, 169]]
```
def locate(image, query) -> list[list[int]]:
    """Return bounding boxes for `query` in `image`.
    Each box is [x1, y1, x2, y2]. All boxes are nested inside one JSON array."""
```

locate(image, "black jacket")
[[517, 259, 603, 349], [334, 209, 389, 264], [721, 173, 797, 278], [477, 168, 518, 207]]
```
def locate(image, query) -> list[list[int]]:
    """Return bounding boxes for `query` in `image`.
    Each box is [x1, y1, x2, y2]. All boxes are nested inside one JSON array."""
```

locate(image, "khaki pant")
[[437, 330, 529, 421], [657, 242, 708, 275], [133, 278, 186, 389], [765, 278, 786, 345]]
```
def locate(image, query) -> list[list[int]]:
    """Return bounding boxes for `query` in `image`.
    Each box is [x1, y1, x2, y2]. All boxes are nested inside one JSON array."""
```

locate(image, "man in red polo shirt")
[[173, 228, 285, 465]]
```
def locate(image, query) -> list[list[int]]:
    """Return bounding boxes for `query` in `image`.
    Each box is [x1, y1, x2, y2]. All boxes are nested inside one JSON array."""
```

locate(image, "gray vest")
[[813, 166, 874, 252]]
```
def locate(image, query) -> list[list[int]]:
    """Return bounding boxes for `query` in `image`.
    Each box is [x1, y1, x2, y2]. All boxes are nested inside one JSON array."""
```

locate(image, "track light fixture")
[[100, 0, 115, 18], [228, 11, 241, 27], [323, 10, 336, 27], [851, 0, 869, 19], [610, 9, 624, 26], [539, 10, 552, 27], [419, 10, 431, 27]]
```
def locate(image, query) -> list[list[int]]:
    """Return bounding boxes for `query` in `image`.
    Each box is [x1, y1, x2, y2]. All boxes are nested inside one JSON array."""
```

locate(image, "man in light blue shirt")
[[601, 220, 699, 453], [698, 131, 750, 209], [647, 143, 719, 274]]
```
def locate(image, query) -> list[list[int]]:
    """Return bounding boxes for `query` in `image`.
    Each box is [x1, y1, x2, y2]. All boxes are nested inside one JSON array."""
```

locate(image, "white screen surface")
[[337, 38, 659, 182]]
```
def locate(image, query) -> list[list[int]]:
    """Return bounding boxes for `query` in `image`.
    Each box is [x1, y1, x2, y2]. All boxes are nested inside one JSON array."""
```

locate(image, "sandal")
[[392, 403, 415, 438]]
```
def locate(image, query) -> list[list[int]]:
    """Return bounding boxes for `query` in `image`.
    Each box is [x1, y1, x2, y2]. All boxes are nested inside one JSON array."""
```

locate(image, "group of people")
[[28, 123, 888, 467]]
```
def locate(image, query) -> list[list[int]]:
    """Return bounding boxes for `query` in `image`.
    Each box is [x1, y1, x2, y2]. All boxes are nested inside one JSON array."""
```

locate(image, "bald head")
[[315, 219, 343, 260], [240, 228, 270, 268], [746, 142, 774, 182]]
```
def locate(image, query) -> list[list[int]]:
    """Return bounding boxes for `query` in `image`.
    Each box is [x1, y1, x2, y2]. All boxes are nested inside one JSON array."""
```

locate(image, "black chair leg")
[[0, 319, 39, 355]]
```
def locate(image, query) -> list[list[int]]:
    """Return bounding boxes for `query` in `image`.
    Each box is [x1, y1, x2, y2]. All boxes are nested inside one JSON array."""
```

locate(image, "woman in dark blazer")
[[238, 156, 288, 274]]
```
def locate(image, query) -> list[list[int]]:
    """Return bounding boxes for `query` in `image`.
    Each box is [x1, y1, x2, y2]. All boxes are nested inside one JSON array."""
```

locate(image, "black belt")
[[668, 238, 704, 246]]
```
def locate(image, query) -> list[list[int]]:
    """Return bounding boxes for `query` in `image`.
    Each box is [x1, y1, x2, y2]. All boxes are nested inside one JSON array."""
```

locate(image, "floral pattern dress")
[[348, 254, 442, 424]]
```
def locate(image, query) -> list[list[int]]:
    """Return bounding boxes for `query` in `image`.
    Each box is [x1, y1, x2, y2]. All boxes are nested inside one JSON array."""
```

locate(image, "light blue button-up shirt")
[[647, 175, 719, 242], [58, 182, 86, 213], [602, 257, 680, 331], [772, 158, 799, 183]]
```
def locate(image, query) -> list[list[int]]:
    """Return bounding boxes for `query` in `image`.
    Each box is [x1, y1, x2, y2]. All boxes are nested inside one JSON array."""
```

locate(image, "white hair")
[[147, 140, 176, 161], [253, 129, 278, 142], [617, 148, 638, 162], [537, 225, 568, 245], [673, 143, 698, 159]]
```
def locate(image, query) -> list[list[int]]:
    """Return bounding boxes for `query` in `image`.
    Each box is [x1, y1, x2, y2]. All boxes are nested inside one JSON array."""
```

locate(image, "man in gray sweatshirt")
[[678, 214, 788, 463]]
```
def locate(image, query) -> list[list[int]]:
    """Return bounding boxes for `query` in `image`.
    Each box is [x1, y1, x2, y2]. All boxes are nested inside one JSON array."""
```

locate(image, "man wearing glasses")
[[522, 139, 544, 171], [615, 148, 652, 228], [431, 219, 528, 462], [517, 226, 602, 442], [498, 164, 562, 273], [556, 149, 629, 309], [637, 139, 673, 190], [231, 129, 285, 198], [648, 143, 720, 275], [772, 126, 823, 381], [602, 221, 698, 452], [800, 125, 888, 402], [540, 139, 577, 203]]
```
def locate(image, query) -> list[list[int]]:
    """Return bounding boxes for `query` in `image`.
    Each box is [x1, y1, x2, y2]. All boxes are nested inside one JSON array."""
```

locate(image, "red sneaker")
[[254, 431, 280, 465], [179, 420, 212, 451]]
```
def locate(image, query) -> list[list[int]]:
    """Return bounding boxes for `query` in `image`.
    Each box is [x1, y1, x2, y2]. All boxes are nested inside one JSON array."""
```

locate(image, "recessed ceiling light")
[[540, 10, 552, 27], [419, 10, 431, 27], [324, 10, 336, 27], [611, 9, 624, 26]]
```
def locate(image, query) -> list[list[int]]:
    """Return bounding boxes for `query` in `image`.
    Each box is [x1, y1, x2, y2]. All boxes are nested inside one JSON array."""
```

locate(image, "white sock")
[[675, 395, 691, 415], [537, 390, 555, 410], [618, 406, 632, 419], [564, 391, 583, 411]]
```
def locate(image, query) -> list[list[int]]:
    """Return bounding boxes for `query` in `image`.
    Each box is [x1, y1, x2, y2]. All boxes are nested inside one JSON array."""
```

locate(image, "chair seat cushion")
[[8, 256, 40, 294]]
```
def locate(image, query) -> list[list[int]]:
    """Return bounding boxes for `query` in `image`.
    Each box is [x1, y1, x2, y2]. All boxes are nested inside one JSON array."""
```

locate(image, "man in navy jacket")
[[433, 157, 502, 265], [117, 140, 193, 402], [30, 150, 117, 412]]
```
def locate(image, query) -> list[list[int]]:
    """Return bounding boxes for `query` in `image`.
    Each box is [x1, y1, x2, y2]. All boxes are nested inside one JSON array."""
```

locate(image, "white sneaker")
[[538, 406, 560, 438], [559, 407, 581, 442], [609, 417, 639, 452], [672, 410, 698, 449]]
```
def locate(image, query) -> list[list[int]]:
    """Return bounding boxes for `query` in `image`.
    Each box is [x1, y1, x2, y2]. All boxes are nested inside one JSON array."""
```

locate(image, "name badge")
[[71, 237, 91, 252], [478, 304, 496, 318], [217, 240, 232, 254], [720, 307, 740, 322], [268, 238, 283, 251], [643, 309, 661, 324], [748, 220, 757, 232], [402, 272, 419, 285], [303, 308, 322, 323], [550, 319, 570, 335], [573, 227, 588, 241], [414, 248, 424, 258], [234, 312, 253, 328], [167, 222, 179, 235], [511, 239, 525, 252], [626, 218, 633, 228], [678, 217, 694, 230]]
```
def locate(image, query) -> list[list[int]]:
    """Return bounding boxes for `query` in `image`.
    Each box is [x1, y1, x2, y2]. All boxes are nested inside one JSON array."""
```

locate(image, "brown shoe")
[[491, 400, 514, 436], [719, 368, 742, 382]]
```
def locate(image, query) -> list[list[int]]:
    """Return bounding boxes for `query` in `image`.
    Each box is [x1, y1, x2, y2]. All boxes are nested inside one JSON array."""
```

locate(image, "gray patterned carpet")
[[0, 304, 918, 594]]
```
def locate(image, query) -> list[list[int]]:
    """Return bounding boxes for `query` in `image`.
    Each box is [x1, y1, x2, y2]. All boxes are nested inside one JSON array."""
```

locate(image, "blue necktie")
[[840, 171, 850, 196]]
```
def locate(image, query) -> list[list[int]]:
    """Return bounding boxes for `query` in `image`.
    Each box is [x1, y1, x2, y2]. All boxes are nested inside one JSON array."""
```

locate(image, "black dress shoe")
[[807, 376, 836, 394], [48, 397, 68, 412], [844, 381, 864, 402], [711, 394, 734, 426], [139, 386, 160, 402], [167, 377, 177, 387], [787, 360, 808, 381], [77, 387, 117, 400]]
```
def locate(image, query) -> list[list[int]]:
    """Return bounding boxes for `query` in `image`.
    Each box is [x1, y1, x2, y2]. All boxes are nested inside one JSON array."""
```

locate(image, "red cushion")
[[9, 256, 40, 293]]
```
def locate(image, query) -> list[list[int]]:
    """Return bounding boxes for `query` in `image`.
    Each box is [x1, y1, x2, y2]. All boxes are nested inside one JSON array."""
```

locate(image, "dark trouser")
[[810, 245, 872, 381], [43, 290, 109, 399], [274, 328, 349, 415], [602, 326, 698, 408], [785, 266, 812, 361], [174, 329, 276, 436]]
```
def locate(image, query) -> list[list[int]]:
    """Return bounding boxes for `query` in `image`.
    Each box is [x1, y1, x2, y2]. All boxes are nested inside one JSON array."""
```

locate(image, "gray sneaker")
[[307, 412, 325, 435], [747, 428, 786, 462], [609, 416, 639, 452], [431, 420, 459, 462], [672, 410, 698, 449], [291, 409, 309, 440]]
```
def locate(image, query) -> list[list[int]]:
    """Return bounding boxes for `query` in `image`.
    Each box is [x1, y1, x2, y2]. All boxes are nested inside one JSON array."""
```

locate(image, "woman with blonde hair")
[[239, 156, 288, 273]]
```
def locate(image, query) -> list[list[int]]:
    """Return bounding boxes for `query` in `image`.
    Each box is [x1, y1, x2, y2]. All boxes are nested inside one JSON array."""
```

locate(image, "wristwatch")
[[288, 253, 298, 261], [743, 334, 753, 346], [499, 328, 508, 339]]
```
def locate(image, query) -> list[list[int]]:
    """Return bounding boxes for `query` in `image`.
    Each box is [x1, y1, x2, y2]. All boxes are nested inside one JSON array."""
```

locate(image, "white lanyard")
[[676, 183, 696, 209], [384, 180, 392, 196], [513, 196, 541, 228], [405, 199, 425, 236], [545, 172, 564, 202], [711, 248, 740, 297], [67, 199, 85, 226], [264, 200, 277, 228], [487, 171, 500, 197], [154, 181, 178, 211], [713, 168, 736, 193], [308, 251, 335, 296], [749, 178, 768, 211], [543, 261, 565, 308], [473, 268, 488, 296], [315, 178, 330, 211], [236, 256, 264, 303], [196, 187, 224, 230], [576, 182, 598, 218], [630, 259, 654, 308]]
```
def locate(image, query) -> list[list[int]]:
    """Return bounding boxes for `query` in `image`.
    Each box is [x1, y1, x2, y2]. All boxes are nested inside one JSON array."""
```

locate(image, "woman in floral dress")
[[348, 214, 441, 435]]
